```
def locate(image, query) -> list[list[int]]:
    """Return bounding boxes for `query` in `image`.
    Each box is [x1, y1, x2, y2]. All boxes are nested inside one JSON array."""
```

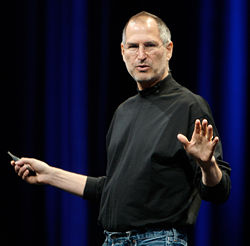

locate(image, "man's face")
[[121, 17, 173, 86]]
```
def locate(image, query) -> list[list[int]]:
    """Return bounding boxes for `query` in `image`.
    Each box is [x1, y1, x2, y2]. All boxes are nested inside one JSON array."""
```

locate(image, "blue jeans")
[[103, 228, 187, 246]]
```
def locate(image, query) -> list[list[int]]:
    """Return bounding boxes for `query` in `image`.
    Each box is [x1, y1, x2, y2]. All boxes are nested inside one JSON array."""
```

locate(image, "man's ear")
[[166, 41, 173, 61], [121, 42, 125, 62]]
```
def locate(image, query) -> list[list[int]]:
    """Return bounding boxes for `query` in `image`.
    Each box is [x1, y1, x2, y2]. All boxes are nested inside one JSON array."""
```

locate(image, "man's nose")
[[137, 45, 147, 59]]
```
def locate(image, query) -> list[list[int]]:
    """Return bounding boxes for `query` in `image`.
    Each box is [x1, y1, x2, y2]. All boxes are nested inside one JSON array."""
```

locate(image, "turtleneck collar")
[[137, 74, 172, 97]]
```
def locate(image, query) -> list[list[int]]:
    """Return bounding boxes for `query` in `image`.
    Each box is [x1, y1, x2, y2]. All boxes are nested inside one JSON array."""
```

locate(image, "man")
[[12, 11, 231, 246]]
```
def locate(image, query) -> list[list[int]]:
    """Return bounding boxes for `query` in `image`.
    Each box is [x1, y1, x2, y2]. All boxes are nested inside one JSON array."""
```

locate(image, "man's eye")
[[145, 43, 157, 47], [128, 45, 138, 49]]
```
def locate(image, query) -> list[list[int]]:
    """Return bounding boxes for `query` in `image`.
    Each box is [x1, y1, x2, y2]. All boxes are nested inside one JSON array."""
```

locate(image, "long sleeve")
[[187, 98, 231, 204], [83, 176, 106, 201], [199, 159, 231, 203]]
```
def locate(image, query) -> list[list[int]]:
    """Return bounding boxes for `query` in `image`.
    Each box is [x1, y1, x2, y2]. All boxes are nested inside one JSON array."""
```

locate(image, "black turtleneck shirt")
[[83, 75, 231, 232]]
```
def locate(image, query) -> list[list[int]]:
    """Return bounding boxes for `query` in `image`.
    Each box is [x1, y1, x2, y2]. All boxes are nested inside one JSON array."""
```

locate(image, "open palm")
[[177, 119, 219, 168]]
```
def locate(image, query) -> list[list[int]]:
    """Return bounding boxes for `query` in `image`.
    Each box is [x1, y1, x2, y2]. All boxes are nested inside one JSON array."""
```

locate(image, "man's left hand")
[[177, 119, 219, 169]]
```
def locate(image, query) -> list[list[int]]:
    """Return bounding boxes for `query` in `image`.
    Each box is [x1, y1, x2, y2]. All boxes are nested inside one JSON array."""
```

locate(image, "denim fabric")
[[102, 228, 187, 246]]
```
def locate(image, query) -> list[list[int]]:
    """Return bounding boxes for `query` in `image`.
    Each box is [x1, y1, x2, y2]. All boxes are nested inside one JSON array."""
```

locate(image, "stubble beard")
[[133, 67, 166, 87]]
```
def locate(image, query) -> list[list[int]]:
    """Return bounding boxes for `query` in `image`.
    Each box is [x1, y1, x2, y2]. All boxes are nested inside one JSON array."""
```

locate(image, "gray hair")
[[122, 11, 171, 45]]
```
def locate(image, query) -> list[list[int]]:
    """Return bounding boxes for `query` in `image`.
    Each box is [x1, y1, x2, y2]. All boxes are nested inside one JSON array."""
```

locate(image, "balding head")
[[122, 11, 171, 45]]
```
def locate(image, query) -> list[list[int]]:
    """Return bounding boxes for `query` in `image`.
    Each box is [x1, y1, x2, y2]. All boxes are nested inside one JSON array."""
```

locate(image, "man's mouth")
[[136, 65, 150, 72]]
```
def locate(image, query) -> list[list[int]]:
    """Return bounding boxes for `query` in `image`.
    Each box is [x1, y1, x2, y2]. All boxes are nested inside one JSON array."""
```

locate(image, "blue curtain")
[[44, 0, 88, 245], [196, 0, 248, 245], [6, 0, 249, 245]]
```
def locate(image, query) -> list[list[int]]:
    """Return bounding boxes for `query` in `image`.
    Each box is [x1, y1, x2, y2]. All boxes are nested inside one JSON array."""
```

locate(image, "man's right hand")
[[10, 157, 87, 197], [11, 158, 51, 185]]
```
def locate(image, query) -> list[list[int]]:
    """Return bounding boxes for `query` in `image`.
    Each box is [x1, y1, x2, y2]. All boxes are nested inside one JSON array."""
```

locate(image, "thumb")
[[177, 134, 189, 148], [16, 157, 34, 166], [16, 158, 36, 171]]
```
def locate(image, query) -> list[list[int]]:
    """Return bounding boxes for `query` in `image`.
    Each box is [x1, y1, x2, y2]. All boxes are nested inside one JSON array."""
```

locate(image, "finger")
[[18, 165, 29, 177], [14, 164, 21, 173], [207, 124, 213, 141], [22, 169, 30, 180], [212, 136, 219, 147], [15, 158, 35, 170], [15, 158, 30, 166], [201, 119, 208, 136], [177, 134, 189, 148], [10, 160, 15, 166], [209, 136, 219, 156], [194, 119, 201, 135]]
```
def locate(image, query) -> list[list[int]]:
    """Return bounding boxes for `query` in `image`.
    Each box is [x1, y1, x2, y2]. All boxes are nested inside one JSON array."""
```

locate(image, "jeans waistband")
[[104, 228, 186, 241]]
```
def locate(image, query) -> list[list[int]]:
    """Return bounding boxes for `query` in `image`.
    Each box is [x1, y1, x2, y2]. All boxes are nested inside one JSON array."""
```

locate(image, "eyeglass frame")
[[123, 40, 171, 55]]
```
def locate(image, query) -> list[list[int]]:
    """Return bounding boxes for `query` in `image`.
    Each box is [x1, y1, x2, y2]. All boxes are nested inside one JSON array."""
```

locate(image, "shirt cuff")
[[83, 176, 106, 201], [200, 172, 231, 203]]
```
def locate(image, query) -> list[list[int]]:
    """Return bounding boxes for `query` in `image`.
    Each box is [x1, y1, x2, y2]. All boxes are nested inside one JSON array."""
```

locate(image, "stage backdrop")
[[1, 0, 249, 245]]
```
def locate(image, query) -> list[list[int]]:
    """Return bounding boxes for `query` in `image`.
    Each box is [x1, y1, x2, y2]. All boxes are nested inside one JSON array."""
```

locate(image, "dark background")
[[1, 0, 249, 245]]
